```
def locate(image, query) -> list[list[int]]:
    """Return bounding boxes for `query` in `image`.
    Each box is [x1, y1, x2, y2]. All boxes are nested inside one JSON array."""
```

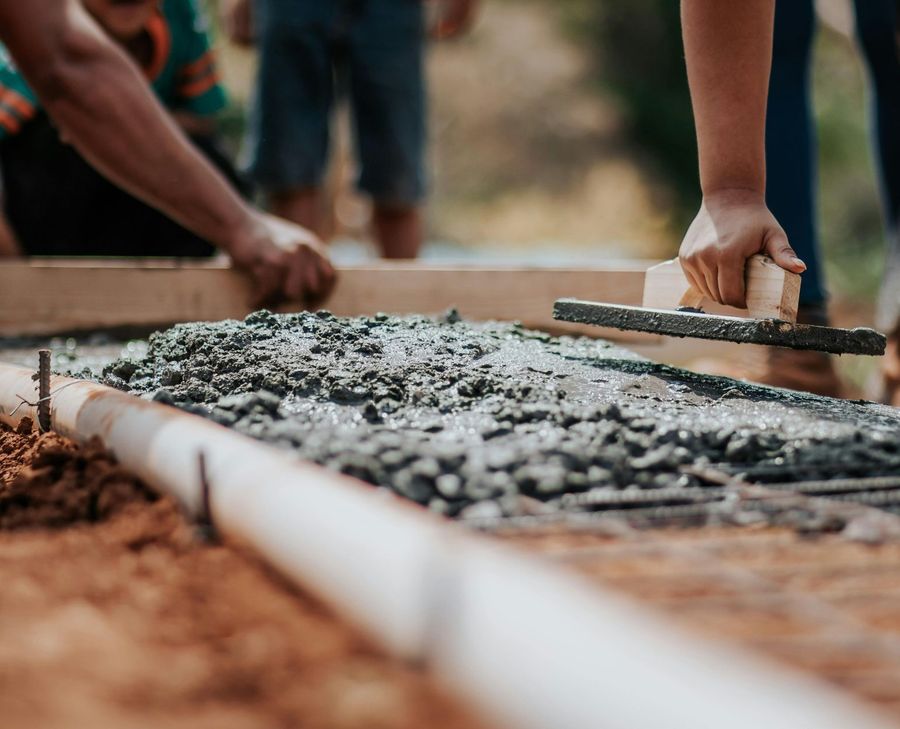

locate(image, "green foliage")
[[556, 0, 699, 226], [813, 27, 885, 302]]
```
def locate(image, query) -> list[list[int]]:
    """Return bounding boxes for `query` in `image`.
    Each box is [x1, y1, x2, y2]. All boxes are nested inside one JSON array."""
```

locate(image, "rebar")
[[195, 452, 217, 543], [559, 486, 724, 509], [37, 349, 50, 432]]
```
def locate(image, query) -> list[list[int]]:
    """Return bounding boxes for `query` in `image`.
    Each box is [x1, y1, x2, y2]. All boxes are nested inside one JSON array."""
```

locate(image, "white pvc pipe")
[[0, 362, 892, 729]]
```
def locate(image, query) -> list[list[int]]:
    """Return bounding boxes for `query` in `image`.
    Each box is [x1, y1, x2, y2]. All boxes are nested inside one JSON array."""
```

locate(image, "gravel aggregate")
[[87, 310, 900, 519]]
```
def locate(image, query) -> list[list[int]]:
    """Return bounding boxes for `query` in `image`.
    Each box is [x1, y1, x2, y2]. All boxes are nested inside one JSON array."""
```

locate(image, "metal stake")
[[195, 452, 218, 543], [37, 349, 51, 432]]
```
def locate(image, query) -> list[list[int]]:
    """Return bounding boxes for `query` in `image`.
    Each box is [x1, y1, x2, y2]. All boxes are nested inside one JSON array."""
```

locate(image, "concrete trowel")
[[553, 254, 886, 356]]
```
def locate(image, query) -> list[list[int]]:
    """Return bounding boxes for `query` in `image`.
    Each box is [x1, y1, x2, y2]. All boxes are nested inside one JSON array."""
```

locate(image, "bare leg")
[[373, 205, 422, 259], [270, 187, 327, 238]]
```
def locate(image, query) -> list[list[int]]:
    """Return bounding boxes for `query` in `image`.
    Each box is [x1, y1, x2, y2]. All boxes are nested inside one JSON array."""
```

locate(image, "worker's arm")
[[679, 0, 805, 308], [0, 0, 333, 305], [171, 112, 217, 139]]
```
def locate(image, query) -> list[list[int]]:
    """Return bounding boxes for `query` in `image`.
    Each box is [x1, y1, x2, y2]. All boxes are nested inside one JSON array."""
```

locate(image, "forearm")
[[0, 0, 252, 251], [681, 0, 775, 196], [172, 112, 217, 139]]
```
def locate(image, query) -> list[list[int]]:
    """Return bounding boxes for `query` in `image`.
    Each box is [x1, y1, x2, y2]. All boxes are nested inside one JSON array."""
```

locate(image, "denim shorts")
[[248, 0, 427, 206]]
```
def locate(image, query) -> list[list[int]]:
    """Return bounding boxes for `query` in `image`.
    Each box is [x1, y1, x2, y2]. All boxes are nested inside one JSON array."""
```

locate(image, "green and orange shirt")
[[0, 0, 227, 139]]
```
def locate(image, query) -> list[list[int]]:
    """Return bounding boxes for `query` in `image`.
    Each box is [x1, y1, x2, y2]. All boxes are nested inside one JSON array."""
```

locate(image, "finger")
[[717, 253, 747, 309], [700, 262, 722, 305], [682, 266, 704, 301], [302, 252, 323, 303], [282, 252, 307, 303], [764, 231, 806, 274], [318, 255, 337, 296], [680, 256, 711, 302], [301, 256, 335, 306], [237, 257, 264, 308], [252, 263, 285, 309]]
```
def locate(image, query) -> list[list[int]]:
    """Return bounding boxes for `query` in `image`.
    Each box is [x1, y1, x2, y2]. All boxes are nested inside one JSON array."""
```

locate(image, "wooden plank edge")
[[0, 260, 662, 345]]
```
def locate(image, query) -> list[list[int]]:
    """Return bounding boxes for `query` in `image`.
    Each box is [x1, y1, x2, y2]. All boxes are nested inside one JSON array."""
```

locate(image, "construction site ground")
[[0, 421, 488, 729], [4, 311, 900, 725], [503, 523, 900, 719]]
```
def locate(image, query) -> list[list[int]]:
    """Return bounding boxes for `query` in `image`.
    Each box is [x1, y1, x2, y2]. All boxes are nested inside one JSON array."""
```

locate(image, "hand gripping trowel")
[[553, 255, 886, 356]]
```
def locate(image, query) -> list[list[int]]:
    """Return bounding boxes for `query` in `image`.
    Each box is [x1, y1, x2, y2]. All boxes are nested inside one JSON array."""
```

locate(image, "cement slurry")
[[92, 311, 900, 519]]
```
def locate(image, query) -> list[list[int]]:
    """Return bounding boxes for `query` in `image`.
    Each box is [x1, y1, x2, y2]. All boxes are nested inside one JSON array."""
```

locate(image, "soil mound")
[[0, 419, 154, 530]]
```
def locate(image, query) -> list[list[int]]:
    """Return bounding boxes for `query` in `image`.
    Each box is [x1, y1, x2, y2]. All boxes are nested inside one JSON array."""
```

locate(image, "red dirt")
[[0, 422, 487, 729], [0, 418, 155, 530], [504, 524, 900, 719]]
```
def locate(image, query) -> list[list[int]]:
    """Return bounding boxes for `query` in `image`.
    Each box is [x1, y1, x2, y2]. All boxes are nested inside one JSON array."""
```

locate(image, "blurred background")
[[213, 0, 886, 320]]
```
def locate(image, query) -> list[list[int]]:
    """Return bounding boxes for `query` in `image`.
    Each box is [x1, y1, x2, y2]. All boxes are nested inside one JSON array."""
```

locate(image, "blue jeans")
[[767, 0, 900, 309], [248, 0, 427, 206]]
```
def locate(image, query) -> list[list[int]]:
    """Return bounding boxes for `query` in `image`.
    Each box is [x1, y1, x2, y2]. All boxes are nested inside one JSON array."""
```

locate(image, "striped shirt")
[[0, 0, 227, 139]]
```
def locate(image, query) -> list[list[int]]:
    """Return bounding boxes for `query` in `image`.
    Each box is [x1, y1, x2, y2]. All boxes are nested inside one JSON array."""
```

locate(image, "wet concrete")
[[87, 310, 900, 519], [0, 334, 149, 374], [554, 299, 887, 356]]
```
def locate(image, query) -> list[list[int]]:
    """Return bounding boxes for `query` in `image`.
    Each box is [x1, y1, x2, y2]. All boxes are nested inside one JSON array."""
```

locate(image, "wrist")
[[702, 187, 766, 208], [219, 204, 262, 261]]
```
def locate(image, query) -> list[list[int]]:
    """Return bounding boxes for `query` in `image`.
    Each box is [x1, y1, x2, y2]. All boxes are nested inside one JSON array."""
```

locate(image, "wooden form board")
[[0, 259, 659, 342]]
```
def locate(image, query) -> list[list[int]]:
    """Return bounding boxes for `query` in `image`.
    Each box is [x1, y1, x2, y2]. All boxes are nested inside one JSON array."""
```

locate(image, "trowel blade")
[[553, 299, 886, 356]]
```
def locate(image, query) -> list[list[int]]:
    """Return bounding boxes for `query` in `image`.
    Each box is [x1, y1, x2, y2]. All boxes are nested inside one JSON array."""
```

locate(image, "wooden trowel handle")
[[678, 288, 705, 310], [642, 254, 801, 322]]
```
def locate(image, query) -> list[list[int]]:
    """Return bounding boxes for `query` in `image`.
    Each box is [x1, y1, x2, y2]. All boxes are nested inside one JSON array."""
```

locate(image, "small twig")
[[9, 394, 37, 418], [10, 382, 81, 418]]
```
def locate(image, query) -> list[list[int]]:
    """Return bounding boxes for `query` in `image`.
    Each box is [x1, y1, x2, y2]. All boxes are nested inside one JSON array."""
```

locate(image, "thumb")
[[764, 230, 807, 274]]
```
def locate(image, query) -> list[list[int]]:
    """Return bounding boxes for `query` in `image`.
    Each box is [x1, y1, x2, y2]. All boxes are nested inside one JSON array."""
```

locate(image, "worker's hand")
[[679, 189, 806, 309], [228, 211, 336, 309], [430, 0, 479, 40], [223, 0, 255, 47]]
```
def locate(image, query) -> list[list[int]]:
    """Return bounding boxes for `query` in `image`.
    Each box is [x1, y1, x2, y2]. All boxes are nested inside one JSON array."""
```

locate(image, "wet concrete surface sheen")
[[87, 310, 900, 518]]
